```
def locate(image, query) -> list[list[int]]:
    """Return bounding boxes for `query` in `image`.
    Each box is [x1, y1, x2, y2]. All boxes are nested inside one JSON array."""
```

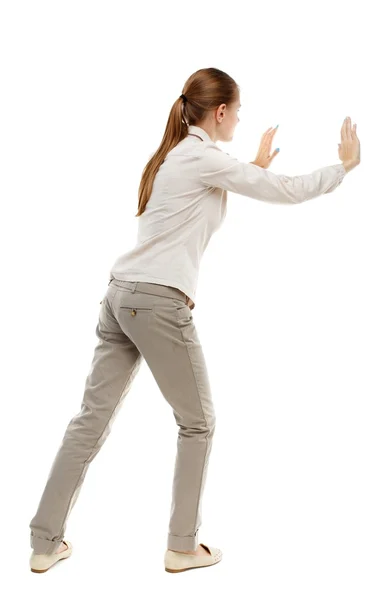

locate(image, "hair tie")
[[180, 94, 187, 102]]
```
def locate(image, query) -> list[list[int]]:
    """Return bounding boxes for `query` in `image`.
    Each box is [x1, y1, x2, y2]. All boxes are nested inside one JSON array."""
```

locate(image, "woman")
[[29, 67, 360, 574]]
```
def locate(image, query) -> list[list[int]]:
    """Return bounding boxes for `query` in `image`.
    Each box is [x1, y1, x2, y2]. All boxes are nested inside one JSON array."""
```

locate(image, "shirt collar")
[[187, 125, 213, 143]]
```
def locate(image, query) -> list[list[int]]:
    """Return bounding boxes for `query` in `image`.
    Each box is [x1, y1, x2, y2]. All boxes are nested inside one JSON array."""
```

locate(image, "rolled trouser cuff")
[[167, 532, 199, 552], [30, 533, 63, 555]]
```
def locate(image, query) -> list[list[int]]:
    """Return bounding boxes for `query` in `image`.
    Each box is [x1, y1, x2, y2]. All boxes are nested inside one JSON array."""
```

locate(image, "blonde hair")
[[135, 67, 240, 217]]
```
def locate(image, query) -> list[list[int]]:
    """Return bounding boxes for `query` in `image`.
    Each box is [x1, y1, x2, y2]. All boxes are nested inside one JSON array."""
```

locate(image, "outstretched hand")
[[338, 116, 360, 172], [250, 125, 280, 169]]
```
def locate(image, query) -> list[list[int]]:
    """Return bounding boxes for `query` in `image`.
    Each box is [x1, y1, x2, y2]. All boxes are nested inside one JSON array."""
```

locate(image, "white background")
[[1, 0, 390, 598]]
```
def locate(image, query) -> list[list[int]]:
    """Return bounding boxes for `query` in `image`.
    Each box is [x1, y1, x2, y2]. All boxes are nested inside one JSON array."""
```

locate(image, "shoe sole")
[[165, 558, 222, 573]]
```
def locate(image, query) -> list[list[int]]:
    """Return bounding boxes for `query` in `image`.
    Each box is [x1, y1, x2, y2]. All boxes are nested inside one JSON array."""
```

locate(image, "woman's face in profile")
[[220, 98, 241, 142]]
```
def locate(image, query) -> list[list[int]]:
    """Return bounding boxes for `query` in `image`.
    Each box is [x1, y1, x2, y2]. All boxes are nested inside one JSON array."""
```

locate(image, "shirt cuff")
[[339, 163, 347, 176]]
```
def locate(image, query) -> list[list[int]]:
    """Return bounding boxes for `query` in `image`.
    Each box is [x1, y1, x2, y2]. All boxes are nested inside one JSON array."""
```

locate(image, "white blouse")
[[109, 124, 347, 310]]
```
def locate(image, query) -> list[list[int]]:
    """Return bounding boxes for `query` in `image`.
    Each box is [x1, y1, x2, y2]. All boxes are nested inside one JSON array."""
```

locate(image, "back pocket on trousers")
[[120, 306, 153, 314]]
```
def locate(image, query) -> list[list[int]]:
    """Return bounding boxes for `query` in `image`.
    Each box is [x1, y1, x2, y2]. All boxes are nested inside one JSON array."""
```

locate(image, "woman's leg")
[[114, 285, 216, 553], [29, 284, 143, 554]]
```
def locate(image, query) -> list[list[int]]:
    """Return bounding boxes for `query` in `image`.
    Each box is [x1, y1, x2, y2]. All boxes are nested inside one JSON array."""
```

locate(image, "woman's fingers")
[[346, 117, 352, 141], [341, 116, 353, 141], [261, 127, 273, 141], [262, 126, 278, 138], [341, 117, 348, 139], [254, 125, 281, 168], [341, 116, 358, 146], [261, 126, 278, 151]]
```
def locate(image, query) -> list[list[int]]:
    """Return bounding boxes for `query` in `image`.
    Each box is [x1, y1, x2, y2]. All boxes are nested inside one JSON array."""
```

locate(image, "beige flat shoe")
[[30, 540, 73, 573], [164, 542, 222, 573]]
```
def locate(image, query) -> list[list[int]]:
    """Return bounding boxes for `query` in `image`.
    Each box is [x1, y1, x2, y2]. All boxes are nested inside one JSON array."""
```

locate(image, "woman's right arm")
[[197, 143, 347, 205]]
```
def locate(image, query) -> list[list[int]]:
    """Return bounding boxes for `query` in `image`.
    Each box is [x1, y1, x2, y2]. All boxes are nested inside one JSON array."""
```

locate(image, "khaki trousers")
[[29, 278, 216, 554]]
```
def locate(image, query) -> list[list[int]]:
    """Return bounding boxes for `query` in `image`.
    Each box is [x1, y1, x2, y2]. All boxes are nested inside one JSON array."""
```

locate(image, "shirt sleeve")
[[197, 143, 347, 204]]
